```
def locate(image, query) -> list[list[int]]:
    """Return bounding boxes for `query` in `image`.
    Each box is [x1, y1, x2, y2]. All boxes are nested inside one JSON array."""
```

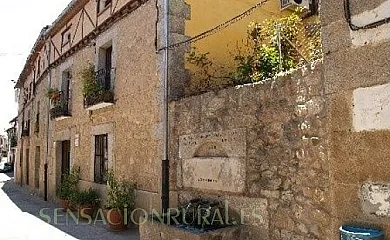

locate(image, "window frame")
[[94, 134, 108, 184], [97, 0, 112, 14], [61, 26, 72, 47]]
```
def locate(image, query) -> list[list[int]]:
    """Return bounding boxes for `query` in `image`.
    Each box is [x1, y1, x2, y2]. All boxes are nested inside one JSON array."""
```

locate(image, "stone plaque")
[[179, 129, 246, 159], [179, 129, 246, 193], [182, 157, 245, 193], [361, 183, 390, 217], [353, 83, 390, 131]]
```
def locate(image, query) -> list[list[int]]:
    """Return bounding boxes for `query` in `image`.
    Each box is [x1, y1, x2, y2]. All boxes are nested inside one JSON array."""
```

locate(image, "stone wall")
[[170, 61, 330, 239], [321, 0, 390, 238]]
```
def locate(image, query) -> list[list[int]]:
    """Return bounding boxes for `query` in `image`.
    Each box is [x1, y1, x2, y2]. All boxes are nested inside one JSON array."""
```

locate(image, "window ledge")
[[86, 102, 114, 111], [55, 116, 71, 121]]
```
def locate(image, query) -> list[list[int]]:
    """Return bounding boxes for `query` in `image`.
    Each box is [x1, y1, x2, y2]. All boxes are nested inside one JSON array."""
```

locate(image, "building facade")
[[0, 135, 7, 158], [6, 118, 18, 165], [14, 0, 178, 212], [14, 0, 301, 210]]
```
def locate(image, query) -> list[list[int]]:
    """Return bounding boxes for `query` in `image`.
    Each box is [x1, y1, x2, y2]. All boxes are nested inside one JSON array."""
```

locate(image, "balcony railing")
[[84, 68, 115, 109], [96, 68, 112, 91], [10, 137, 17, 148], [21, 127, 30, 137], [50, 101, 71, 120], [50, 91, 71, 120]]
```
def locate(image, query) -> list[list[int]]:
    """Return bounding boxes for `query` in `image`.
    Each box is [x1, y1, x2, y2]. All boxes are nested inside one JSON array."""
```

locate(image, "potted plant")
[[105, 171, 136, 231], [45, 87, 61, 100], [49, 100, 69, 119], [56, 167, 80, 212], [72, 188, 100, 219], [81, 63, 114, 107]]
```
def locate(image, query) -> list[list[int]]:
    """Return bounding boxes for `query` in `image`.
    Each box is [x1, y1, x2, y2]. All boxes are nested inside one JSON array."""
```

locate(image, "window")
[[61, 69, 72, 113], [35, 146, 40, 189], [97, 0, 112, 13], [35, 101, 40, 133], [94, 134, 108, 183], [26, 111, 31, 135], [97, 45, 113, 90], [37, 57, 41, 76], [29, 82, 33, 99], [61, 28, 71, 47]]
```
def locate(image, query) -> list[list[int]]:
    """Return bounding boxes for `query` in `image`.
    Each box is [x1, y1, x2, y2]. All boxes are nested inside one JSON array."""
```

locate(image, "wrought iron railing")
[[49, 91, 71, 119], [10, 136, 17, 147], [84, 68, 115, 107], [21, 126, 30, 137], [95, 68, 115, 91]]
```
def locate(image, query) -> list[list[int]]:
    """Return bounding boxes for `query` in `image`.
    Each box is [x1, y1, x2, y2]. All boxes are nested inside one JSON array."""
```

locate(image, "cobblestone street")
[[0, 173, 140, 240]]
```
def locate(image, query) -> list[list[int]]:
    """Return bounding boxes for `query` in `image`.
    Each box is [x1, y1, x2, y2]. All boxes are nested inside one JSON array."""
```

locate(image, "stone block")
[[330, 131, 390, 184], [139, 219, 242, 240], [327, 91, 353, 132], [361, 182, 390, 217], [320, 0, 345, 26], [353, 82, 390, 131], [331, 183, 362, 219], [321, 20, 352, 54], [324, 40, 390, 95], [348, 0, 387, 15]]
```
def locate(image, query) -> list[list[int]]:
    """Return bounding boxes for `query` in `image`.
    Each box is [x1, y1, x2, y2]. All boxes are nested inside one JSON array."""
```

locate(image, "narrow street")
[[0, 173, 140, 240]]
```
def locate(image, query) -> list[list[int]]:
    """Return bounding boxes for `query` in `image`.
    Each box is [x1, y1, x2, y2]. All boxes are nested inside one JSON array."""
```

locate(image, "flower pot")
[[59, 199, 70, 212], [78, 204, 95, 219], [105, 208, 127, 231], [51, 91, 61, 100]]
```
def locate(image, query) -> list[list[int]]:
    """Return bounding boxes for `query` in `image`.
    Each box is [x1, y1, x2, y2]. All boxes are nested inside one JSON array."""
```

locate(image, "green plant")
[[71, 188, 100, 206], [186, 47, 232, 93], [232, 13, 306, 84], [187, 12, 321, 90], [81, 63, 103, 97], [57, 167, 80, 200], [49, 100, 69, 119], [81, 63, 115, 106], [105, 171, 136, 211], [45, 87, 60, 99]]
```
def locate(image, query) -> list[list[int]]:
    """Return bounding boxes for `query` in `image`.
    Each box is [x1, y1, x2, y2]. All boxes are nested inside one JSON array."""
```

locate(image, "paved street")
[[0, 173, 140, 240]]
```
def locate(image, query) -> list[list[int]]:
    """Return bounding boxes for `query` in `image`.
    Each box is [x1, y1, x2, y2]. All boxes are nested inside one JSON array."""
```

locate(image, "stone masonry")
[[169, 61, 330, 240]]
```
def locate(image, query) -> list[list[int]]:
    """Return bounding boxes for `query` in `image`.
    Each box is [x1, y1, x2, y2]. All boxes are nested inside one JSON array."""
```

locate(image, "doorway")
[[61, 140, 71, 176], [34, 146, 40, 189], [25, 148, 29, 185]]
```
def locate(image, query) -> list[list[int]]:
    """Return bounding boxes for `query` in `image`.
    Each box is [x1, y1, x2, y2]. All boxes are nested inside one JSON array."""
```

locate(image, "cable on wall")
[[158, 0, 272, 51], [344, 0, 390, 31]]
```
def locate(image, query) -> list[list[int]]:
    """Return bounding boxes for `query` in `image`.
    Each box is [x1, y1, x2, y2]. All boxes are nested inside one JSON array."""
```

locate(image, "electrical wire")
[[158, 0, 272, 51], [344, 0, 390, 31]]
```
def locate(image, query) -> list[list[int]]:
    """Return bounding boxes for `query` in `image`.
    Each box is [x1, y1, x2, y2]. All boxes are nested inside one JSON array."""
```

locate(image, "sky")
[[0, 0, 72, 135]]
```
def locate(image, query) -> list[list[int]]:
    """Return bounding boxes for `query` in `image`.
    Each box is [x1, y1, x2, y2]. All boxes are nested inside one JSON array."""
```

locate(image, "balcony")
[[10, 137, 17, 148], [84, 68, 115, 111], [34, 121, 40, 134], [21, 128, 30, 137], [50, 99, 71, 120]]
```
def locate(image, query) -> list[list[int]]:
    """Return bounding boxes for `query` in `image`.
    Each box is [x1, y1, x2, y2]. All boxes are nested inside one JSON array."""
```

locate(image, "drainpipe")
[[20, 117, 24, 187], [44, 39, 52, 201], [161, 0, 170, 214]]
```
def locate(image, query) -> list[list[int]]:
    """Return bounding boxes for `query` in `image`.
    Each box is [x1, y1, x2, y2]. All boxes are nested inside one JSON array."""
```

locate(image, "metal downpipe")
[[161, 0, 170, 214]]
